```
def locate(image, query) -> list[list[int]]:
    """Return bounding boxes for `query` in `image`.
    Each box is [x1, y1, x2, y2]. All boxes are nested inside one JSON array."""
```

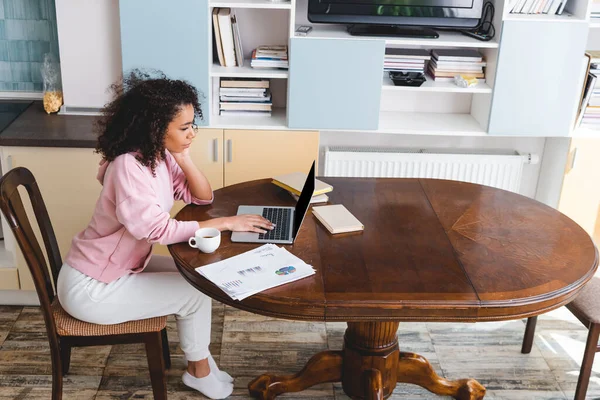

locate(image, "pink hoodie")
[[64, 151, 213, 283]]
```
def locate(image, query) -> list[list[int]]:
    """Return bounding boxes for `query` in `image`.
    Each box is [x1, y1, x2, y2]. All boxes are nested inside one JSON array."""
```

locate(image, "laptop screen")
[[292, 161, 316, 238]]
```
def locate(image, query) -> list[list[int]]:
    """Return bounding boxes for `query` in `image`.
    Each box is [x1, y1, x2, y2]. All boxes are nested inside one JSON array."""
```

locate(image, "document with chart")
[[195, 244, 315, 300]]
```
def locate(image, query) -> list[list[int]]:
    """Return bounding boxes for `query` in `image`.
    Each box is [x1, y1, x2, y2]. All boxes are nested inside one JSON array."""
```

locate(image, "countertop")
[[0, 102, 96, 148]]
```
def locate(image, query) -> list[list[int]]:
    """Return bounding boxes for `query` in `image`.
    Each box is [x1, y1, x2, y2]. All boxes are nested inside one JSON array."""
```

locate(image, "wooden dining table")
[[169, 177, 598, 400]]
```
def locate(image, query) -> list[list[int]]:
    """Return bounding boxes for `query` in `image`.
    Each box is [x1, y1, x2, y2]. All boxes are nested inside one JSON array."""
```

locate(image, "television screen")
[[308, 0, 484, 29]]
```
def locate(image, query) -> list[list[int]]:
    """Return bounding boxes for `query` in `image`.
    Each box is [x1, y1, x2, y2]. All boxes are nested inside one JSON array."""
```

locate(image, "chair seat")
[[51, 299, 167, 337], [568, 274, 600, 324]]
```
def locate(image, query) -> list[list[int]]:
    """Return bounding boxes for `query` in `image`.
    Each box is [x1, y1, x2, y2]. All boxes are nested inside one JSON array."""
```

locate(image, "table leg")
[[397, 351, 486, 400], [248, 321, 486, 400], [248, 350, 343, 400]]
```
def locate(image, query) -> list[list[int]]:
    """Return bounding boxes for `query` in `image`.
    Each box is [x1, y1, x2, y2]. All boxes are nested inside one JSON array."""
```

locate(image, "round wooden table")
[[170, 178, 598, 400]]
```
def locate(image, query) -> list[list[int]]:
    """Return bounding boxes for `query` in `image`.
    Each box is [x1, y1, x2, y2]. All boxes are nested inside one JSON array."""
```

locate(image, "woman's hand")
[[171, 147, 191, 166], [224, 215, 275, 233]]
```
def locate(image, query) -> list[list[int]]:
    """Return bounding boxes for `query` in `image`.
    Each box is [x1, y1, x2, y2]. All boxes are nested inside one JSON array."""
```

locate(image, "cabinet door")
[[0, 147, 102, 291], [556, 138, 600, 245], [153, 129, 224, 256], [119, 0, 210, 126], [488, 21, 588, 136], [287, 38, 384, 130], [223, 130, 319, 187]]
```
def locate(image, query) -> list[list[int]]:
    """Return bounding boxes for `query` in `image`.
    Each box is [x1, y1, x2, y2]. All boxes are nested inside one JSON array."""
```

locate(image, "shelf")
[[210, 107, 287, 129], [376, 111, 487, 135], [210, 0, 291, 9], [382, 73, 492, 93], [298, 26, 499, 48], [211, 61, 289, 78], [503, 12, 582, 22], [591, 22, 600, 28]]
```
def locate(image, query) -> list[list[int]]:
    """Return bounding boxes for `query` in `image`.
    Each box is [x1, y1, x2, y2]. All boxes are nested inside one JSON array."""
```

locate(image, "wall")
[[55, 0, 121, 110], [0, 0, 60, 92]]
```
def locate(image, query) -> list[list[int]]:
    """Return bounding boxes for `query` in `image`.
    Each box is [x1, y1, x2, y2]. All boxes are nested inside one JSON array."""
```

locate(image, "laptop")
[[231, 161, 315, 244]]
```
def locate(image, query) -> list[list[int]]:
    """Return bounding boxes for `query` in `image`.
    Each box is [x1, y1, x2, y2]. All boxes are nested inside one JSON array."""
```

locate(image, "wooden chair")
[[521, 275, 600, 400], [0, 167, 171, 400]]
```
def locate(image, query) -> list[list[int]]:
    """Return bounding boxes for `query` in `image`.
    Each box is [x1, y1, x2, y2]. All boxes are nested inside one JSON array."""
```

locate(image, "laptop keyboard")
[[259, 207, 291, 241]]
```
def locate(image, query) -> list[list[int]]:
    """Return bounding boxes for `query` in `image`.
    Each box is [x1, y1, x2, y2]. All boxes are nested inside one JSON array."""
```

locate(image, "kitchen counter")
[[0, 102, 96, 148]]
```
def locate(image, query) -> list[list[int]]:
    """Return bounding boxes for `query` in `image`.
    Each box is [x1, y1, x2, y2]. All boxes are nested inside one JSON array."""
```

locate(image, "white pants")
[[56, 255, 212, 361]]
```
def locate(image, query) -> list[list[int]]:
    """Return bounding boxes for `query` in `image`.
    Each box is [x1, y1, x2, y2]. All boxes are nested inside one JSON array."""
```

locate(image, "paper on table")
[[195, 244, 315, 300]]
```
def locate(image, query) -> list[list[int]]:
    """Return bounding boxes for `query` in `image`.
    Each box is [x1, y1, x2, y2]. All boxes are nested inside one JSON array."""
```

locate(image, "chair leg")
[[145, 331, 167, 400], [521, 316, 538, 354], [60, 343, 71, 376], [161, 328, 171, 370], [51, 347, 64, 400], [574, 323, 600, 400]]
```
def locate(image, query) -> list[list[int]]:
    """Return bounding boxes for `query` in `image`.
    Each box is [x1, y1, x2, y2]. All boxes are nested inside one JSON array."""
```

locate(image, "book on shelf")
[[576, 72, 597, 128], [312, 204, 364, 235], [217, 78, 273, 116], [221, 78, 270, 88], [383, 48, 430, 73], [510, 0, 566, 14], [251, 45, 289, 69], [431, 49, 483, 62], [212, 8, 243, 67], [428, 49, 485, 83], [220, 102, 272, 111], [272, 172, 333, 196], [219, 110, 272, 117]]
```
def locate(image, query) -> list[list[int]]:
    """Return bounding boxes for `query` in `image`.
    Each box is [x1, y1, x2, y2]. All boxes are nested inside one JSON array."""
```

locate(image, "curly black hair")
[[95, 69, 203, 174]]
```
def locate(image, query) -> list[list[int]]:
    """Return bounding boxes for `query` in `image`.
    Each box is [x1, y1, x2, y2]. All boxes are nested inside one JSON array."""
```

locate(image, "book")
[[212, 8, 225, 67], [231, 12, 244, 67], [576, 72, 597, 128], [272, 172, 333, 196], [217, 8, 236, 67], [312, 204, 364, 234], [290, 192, 329, 204], [220, 78, 270, 88], [431, 49, 483, 62]]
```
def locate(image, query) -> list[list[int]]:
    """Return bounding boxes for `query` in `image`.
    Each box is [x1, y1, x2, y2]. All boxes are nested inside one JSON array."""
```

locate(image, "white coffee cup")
[[188, 227, 221, 253]]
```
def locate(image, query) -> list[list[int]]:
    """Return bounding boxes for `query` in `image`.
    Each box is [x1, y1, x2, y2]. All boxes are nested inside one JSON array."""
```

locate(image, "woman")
[[56, 71, 274, 399]]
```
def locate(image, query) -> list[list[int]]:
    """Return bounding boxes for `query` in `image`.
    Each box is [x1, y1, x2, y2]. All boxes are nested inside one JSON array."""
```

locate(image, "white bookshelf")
[[298, 25, 500, 48], [211, 61, 289, 78], [591, 21, 600, 27], [503, 12, 579, 21], [382, 73, 492, 94], [210, 0, 292, 9]]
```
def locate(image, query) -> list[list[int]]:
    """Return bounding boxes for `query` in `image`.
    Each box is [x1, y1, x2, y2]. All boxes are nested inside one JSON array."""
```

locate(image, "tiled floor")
[[0, 302, 599, 399]]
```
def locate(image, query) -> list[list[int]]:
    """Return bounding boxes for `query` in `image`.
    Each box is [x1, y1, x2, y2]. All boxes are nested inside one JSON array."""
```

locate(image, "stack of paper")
[[196, 244, 315, 300]]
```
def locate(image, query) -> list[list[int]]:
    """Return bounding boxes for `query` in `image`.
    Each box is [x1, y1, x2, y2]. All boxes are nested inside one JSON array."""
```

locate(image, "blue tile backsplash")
[[0, 0, 59, 92]]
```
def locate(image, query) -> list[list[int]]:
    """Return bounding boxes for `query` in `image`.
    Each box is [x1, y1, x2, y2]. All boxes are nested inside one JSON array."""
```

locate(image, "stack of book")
[[218, 78, 272, 117], [576, 52, 600, 128], [509, 0, 568, 14], [428, 49, 486, 83], [213, 8, 243, 67], [272, 171, 333, 204], [251, 45, 289, 69], [384, 48, 431, 73]]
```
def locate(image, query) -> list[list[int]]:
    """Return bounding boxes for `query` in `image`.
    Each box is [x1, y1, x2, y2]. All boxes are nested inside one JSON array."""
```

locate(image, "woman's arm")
[[171, 149, 213, 201]]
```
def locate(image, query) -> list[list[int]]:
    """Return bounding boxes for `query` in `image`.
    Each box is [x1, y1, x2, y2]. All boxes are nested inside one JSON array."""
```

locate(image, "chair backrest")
[[0, 167, 63, 344]]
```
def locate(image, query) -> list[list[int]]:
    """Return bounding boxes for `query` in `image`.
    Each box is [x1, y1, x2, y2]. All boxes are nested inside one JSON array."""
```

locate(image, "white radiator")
[[323, 146, 540, 194]]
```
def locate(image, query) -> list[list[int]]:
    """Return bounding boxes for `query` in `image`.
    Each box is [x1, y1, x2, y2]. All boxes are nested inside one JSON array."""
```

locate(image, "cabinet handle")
[[6, 155, 12, 170], [213, 139, 219, 162], [227, 139, 232, 163]]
